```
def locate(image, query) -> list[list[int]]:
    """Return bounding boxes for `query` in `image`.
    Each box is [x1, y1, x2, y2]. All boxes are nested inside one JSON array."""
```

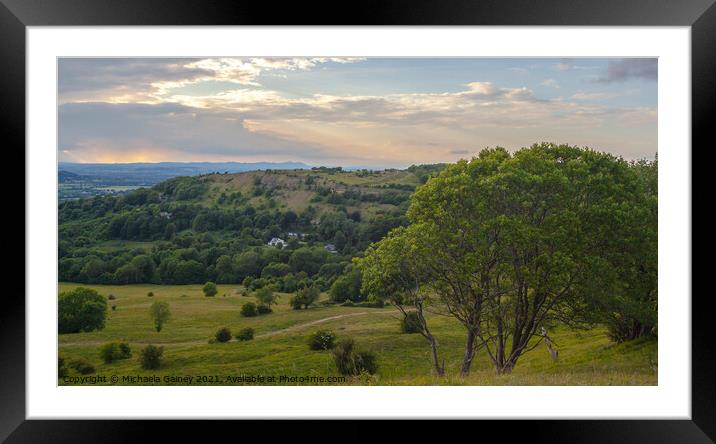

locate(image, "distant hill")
[[58, 170, 82, 183], [58, 161, 314, 186], [57, 164, 447, 286]]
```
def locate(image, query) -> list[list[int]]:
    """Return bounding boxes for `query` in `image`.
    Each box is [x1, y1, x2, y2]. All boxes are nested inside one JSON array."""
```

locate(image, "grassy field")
[[58, 283, 657, 386]]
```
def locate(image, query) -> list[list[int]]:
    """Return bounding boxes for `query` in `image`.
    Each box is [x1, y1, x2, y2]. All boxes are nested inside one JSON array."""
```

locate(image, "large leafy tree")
[[405, 143, 651, 374], [592, 157, 658, 342], [58, 287, 108, 334]]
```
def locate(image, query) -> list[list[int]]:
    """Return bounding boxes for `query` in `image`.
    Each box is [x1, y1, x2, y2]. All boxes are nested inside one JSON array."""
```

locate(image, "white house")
[[325, 243, 338, 253], [267, 237, 287, 247]]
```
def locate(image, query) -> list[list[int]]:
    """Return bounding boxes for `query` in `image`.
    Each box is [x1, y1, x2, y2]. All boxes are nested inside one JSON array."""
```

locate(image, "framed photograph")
[[8, 0, 710, 440]]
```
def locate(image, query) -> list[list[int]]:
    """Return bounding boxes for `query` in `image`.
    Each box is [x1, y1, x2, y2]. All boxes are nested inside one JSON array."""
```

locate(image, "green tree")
[[214, 255, 236, 283], [289, 247, 326, 276], [329, 265, 363, 303], [595, 157, 658, 341], [290, 286, 320, 309], [405, 143, 650, 374], [254, 286, 276, 307], [203, 281, 218, 297], [357, 226, 444, 376], [58, 287, 108, 334], [149, 301, 171, 332]]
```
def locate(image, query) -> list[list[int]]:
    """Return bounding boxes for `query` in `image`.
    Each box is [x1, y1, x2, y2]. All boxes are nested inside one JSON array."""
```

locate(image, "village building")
[[267, 237, 287, 247]]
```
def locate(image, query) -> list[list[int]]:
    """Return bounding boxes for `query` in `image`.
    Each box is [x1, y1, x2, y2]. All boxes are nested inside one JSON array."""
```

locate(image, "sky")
[[58, 57, 657, 168]]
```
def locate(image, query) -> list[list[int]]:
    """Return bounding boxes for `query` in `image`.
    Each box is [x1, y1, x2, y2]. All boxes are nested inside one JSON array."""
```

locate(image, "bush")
[[241, 302, 258, 317], [342, 300, 385, 309], [236, 327, 255, 341], [108, 294, 116, 300], [99, 342, 132, 363], [332, 338, 378, 375], [215, 327, 232, 343], [111, 305, 117, 311], [140, 345, 164, 370], [147, 291, 154, 297], [257, 304, 273, 314], [58, 287, 108, 334], [58, 356, 67, 378], [307, 330, 336, 350], [70, 359, 95, 375], [354, 351, 378, 375], [400, 311, 422, 334], [203, 281, 218, 297]]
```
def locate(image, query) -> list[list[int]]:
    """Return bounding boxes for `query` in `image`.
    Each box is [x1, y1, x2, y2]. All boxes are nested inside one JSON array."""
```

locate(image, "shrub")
[[355, 351, 378, 375], [215, 327, 232, 343], [70, 359, 95, 375], [58, 356, 67, 378], [400, 311, 422, 334], [203, 281, 218, 297], [332, 338, 377, 375], [140, 345, 164, 370], [108, 294, 116, 300], [58, 287, 108, 334], [236, 327, 255, 341], [307, 330, 336, 350], [342, 300, 385, 309], [289, 295, 303, 310], [99, 342, 132, 363], [111, 305, 117, 311], [257, 304, 273, 314], [147, 291, 154, 297], [241, 302, 258, 317]]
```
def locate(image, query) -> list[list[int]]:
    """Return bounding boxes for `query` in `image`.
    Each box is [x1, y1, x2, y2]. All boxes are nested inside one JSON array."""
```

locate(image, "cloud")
[[595, 59, 657, 83], [553, 60, 597, 72], [57, 58, 658, 165], [58, 57, 365, 104], [541, 78, 560, 88], [58, 101, 333, 163]]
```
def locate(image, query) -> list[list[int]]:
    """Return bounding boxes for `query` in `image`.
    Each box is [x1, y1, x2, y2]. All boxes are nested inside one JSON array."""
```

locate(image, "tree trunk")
[[429, 336, 445, 376], [460, 329, 477, 377], [496, 361, 515, 374]]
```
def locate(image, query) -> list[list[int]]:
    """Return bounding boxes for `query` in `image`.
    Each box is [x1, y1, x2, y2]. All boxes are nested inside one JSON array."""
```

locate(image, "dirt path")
[[59, 310, 395, 348]]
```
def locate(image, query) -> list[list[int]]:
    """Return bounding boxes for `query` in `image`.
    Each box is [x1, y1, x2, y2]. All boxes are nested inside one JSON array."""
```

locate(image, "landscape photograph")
[[57, 57, 658, 386]]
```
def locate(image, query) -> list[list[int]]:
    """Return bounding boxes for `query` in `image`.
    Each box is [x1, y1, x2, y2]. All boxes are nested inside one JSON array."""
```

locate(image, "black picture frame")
[[5, 0, 709, 441]]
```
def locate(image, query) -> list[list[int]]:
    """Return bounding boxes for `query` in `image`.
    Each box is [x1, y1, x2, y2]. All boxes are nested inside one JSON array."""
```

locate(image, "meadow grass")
[[58, 283, 657, 386]]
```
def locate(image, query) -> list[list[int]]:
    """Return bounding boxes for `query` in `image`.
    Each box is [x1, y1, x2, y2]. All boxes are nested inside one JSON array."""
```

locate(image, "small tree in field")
[[290, 286, 320, 310], [149, 301, 171, 332], [203, 281, 218, 297], [254, 286, 276, 307], [357, 226, 444, 376]]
